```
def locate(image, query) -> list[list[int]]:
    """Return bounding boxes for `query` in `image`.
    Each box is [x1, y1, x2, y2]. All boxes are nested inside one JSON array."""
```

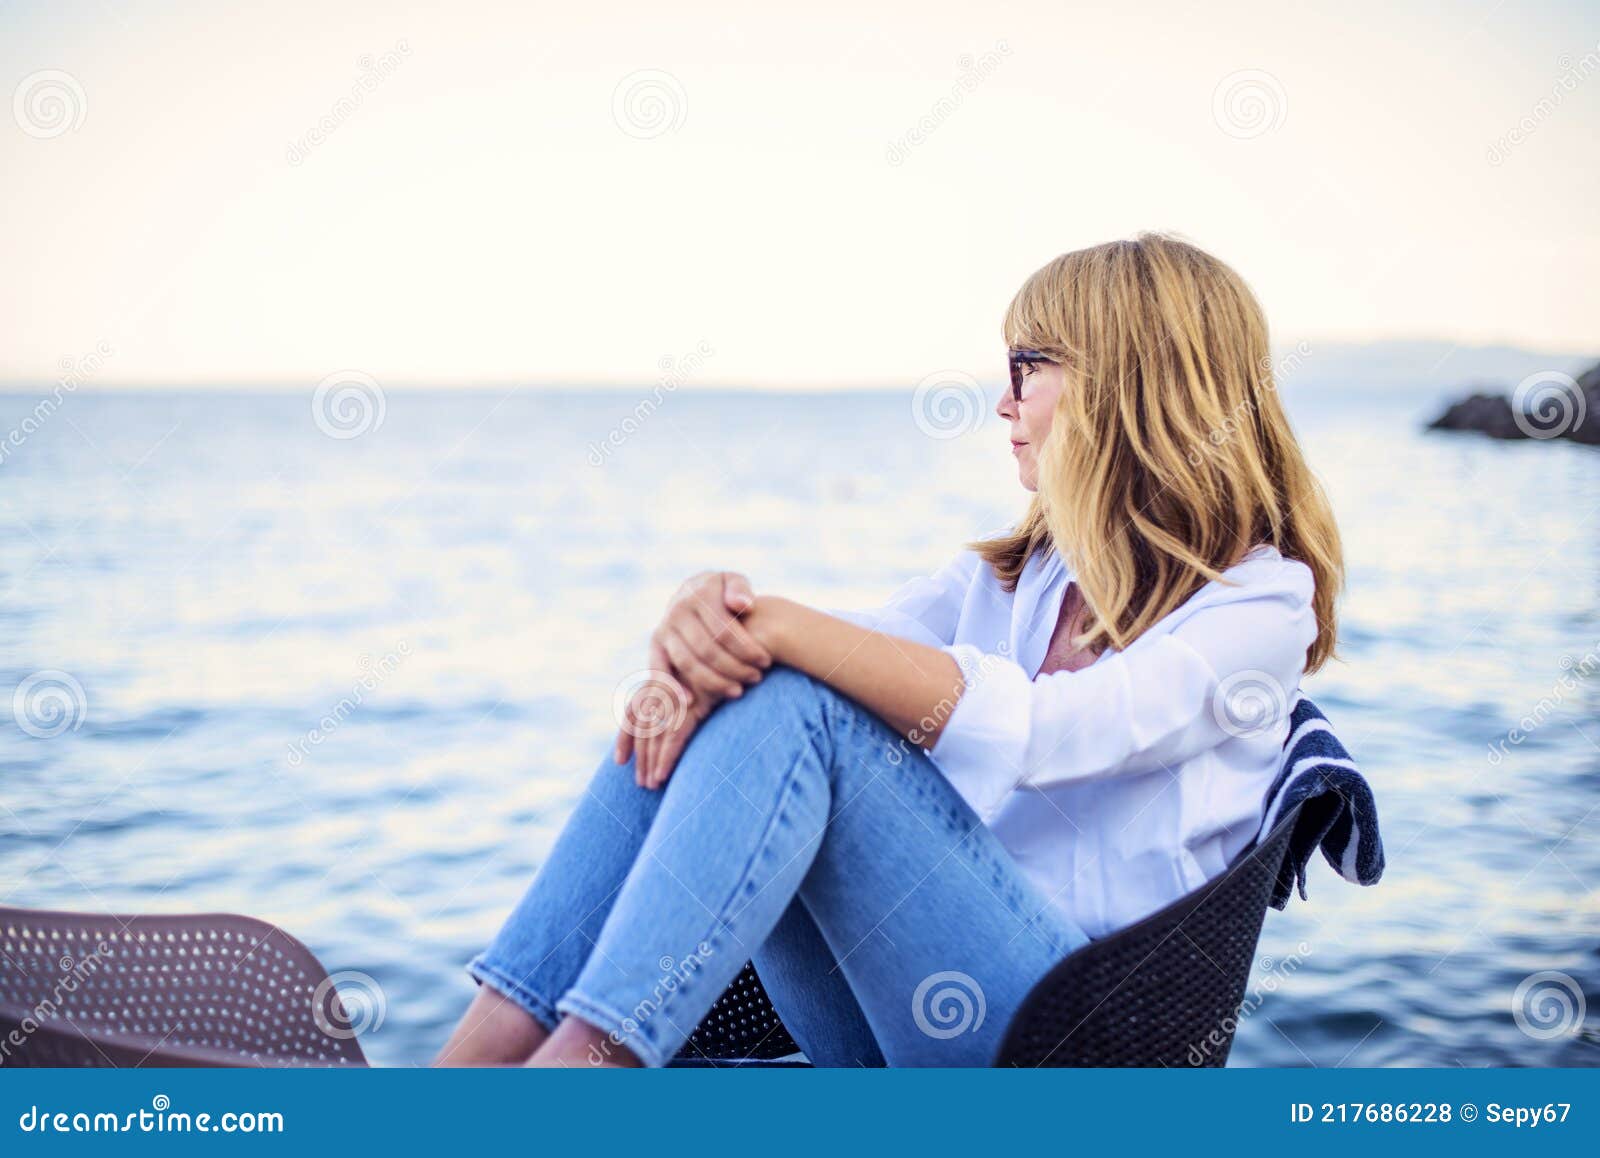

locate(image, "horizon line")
[[4, 335, 1596, 394]]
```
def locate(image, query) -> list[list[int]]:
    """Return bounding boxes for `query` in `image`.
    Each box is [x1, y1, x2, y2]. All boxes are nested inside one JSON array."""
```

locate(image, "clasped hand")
[[613, 570, 771, 789]]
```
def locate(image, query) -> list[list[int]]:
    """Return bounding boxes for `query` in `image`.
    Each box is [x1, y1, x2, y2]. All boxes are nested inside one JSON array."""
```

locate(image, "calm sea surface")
[[2, 384, 1597, 1066]]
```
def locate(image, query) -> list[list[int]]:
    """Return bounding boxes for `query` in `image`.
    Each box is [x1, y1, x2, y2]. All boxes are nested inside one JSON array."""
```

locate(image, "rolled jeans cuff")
[[555, 990, 673, 1068], [466, 953, 561, 1034]]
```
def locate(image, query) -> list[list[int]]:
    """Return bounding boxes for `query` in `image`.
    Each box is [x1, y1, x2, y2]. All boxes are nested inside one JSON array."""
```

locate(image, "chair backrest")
[[682, 804, 1304, 1067], [0, 908, 368, 1068], [679, 960, 802, 1062], [992, 801, 1301, 1067]]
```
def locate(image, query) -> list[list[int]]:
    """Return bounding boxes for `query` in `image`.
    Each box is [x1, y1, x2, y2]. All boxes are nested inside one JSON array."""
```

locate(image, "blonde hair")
[[973, 233, 1342, 672]]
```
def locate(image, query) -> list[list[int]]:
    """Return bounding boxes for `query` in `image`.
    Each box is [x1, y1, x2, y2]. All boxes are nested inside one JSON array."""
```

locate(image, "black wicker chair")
[[677, 801, 1302, 1067]]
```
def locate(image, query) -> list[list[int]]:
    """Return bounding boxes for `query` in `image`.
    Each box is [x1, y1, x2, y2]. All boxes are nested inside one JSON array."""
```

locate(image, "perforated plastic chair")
[[0, 910, 367, 1067]]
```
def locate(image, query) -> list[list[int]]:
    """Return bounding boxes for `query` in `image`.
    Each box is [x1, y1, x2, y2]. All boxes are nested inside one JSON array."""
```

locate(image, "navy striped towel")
[[1257, 696, 1385, 909]]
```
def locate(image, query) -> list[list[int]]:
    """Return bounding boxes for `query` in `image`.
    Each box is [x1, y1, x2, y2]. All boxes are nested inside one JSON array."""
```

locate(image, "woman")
[[435, 232, 1342, 1068]]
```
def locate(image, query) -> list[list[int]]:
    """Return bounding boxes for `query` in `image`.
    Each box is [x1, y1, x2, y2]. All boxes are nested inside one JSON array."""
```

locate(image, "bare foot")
[[434, 985, 550, 1066], [527, 1014, 646, 1068]]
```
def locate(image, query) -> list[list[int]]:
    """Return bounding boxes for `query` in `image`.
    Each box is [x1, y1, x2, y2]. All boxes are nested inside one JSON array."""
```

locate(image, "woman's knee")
[[743, 662, 825, 703], [700, 663, 834, 736], [678, 665, 841, 814], [742, 663, 872, 728]]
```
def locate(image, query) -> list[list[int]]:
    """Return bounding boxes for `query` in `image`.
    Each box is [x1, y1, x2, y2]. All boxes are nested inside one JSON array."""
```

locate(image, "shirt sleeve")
[[927, 557, 1318, 819], [819, 548, 985, 649]]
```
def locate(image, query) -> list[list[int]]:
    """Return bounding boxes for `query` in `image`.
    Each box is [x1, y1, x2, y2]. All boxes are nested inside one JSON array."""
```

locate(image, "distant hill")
[[1272, 339, 1598, 396]]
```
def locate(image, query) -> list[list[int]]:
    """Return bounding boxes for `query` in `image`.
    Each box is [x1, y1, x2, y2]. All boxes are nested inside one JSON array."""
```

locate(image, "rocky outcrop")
[[1428, 391, 1528, 439], [1428, 360, 1600, 444], [1569, 361, 1600, 445]]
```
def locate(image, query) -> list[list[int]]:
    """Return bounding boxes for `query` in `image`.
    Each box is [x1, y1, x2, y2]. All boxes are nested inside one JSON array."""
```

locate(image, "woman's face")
[[996, 358, 1064, 491]]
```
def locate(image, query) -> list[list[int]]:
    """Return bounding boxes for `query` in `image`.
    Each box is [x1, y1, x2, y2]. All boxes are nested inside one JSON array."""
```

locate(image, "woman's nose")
[[995, 388, 1015, 420]]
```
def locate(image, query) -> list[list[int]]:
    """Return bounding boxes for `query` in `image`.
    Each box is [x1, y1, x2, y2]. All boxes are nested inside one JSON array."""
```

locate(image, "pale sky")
[[2, 0, 1596, 387]]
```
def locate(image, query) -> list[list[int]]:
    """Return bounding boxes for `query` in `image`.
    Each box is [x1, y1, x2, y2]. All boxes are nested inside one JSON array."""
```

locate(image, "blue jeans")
[[467, 665, 1090, 1066]]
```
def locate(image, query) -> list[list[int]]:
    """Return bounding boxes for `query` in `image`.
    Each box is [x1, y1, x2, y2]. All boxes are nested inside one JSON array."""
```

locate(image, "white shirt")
[[827, 535, 1317, 938]]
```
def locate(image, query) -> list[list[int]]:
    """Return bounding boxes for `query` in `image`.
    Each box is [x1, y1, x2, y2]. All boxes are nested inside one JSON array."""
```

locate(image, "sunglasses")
[[1008, 349, 1054, 403]]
